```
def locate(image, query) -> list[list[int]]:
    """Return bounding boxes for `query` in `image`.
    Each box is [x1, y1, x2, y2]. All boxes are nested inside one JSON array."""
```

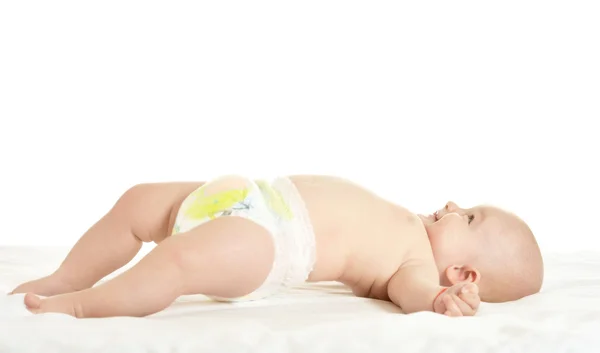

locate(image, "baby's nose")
[[435, 203, 460, 219], [434, 206, 448, 219], [445, 201, 459, 212]]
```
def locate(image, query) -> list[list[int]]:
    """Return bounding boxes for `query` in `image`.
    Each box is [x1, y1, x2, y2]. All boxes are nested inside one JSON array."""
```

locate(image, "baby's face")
[[420, 202, 544, 301]]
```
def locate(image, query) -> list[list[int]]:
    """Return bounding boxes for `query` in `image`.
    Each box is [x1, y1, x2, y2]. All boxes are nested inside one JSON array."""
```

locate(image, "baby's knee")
[[109, 183, 161, 241], [115, 183, 156, 207]]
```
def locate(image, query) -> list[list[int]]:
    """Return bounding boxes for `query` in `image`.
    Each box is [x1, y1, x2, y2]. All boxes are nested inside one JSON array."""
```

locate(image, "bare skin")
[[11, 175, 496, 318]]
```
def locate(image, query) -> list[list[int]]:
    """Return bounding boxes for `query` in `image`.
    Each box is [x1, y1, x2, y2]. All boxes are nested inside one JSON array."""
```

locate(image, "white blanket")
[[1, 247, 599, 352]]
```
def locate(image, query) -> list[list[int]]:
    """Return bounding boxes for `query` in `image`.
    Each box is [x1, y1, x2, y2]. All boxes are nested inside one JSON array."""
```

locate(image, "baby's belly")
[[303, 213, 411, 295], [287, 175, 411, 288], [305, 229, 351, 282]]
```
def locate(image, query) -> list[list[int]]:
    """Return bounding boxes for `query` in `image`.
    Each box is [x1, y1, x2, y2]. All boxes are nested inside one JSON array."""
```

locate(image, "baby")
[[10, 174, 544, 318]]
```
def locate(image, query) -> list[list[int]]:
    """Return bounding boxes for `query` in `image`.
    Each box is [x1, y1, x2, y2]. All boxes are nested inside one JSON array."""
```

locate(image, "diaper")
[[171, 175, 316, 302]]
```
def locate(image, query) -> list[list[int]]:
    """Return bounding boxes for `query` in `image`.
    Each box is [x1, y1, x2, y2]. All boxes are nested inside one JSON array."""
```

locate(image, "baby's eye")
[[468, 215, 474, 224]]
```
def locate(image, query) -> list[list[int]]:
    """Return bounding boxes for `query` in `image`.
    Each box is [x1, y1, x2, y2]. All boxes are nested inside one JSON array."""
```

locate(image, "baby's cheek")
[[431, 236, 458, 262]]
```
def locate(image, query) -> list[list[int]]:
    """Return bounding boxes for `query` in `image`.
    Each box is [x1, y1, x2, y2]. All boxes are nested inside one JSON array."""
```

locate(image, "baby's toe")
[[24, 293, 42, 311]]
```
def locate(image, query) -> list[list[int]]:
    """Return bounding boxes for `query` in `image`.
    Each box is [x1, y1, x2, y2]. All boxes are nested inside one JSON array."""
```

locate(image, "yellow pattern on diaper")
[[256, 180, 293, 220], [184, 187, 250, 220]]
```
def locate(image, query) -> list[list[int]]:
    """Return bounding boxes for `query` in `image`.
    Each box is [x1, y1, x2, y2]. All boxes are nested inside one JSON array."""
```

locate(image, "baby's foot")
[[24, 292, 77, 317], [11, 275, 77, 297]]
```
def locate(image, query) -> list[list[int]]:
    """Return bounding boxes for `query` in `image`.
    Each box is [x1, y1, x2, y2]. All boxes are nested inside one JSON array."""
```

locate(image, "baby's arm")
[[387, 258, 480, 316], [387, 257, 443, 313]]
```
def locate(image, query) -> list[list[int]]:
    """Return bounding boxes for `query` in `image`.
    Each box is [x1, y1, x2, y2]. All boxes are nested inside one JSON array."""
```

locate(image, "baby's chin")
[[418, 213, 437, 226]]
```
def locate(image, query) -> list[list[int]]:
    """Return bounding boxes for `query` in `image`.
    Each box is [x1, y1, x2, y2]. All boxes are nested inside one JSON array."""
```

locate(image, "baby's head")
[[421, 202, 543, 303]]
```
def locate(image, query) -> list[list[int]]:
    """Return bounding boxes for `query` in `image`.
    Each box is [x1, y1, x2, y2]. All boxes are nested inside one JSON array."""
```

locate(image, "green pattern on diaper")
[[255, 180, 293, 220], [184, 187, 250, 220]]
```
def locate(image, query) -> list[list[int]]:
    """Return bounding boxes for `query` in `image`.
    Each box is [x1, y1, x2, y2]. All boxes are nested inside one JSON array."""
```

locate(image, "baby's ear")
[[445, 265, 481, 285]]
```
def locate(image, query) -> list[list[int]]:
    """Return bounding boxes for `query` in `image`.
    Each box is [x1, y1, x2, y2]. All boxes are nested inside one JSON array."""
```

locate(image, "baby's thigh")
[[113, 182, 206, 243], [170, 215, 276, 297], [166, 175, 278, 297]]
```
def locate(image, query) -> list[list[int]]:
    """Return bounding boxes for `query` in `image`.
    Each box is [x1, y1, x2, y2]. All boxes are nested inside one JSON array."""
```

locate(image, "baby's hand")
[[433, 283, 480, 317]]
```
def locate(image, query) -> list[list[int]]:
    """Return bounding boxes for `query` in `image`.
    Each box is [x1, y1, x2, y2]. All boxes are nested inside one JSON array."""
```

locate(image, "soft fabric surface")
[[1, 246, 599, 352]]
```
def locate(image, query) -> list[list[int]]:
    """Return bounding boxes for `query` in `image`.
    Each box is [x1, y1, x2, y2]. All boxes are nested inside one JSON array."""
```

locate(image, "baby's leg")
[[24, 215, 275, 318], [11, 182, 203, 296]]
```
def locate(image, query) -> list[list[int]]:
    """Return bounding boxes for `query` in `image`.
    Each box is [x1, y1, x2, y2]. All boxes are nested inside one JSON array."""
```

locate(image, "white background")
[[0, 1, 598, 254]]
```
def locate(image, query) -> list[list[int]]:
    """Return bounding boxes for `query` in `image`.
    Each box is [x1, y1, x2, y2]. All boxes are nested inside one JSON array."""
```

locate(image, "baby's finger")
[[459, 292, 481, 311], [451, 294, 475, 316], [443, 295, 462, 317]]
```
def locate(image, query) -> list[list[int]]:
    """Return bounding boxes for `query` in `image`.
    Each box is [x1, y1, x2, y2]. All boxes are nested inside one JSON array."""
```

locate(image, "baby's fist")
[[433, 283, 480, 317]]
